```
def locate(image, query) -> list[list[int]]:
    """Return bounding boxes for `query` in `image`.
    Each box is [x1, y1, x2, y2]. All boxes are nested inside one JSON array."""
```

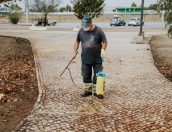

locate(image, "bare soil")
[[150, 35, 172, 81], [0, 36, 38, 132]]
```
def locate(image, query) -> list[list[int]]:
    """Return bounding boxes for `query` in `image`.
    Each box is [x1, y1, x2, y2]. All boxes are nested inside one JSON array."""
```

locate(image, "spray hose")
[[59, 51, 81, 89], [67, 68, 81, 89]]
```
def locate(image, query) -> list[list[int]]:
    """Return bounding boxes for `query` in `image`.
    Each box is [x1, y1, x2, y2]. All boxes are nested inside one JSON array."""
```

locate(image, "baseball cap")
[[81, 16, 92, 28]]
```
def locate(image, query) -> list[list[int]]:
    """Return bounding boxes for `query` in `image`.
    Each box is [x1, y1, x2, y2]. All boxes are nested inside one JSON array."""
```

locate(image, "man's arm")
[[101, 40, 108, 61], [102, 40, 108, 51], [73, 40, 80, 55]]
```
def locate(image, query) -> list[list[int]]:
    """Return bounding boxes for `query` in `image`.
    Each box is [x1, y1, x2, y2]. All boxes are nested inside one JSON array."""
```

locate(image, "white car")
[[110, 17, 126, 26], [128, 18, 144, 26]]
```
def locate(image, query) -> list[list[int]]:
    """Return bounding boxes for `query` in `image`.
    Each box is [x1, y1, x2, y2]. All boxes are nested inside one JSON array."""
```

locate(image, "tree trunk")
[[44, 14, 47, 27]]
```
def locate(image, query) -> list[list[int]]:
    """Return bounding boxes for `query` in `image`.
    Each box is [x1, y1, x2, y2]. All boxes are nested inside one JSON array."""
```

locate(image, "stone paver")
[[0, 30, 172, 131]]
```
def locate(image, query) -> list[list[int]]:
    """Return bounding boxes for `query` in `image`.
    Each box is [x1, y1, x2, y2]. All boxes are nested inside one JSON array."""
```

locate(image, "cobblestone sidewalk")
[[1, 30, 172, 132]]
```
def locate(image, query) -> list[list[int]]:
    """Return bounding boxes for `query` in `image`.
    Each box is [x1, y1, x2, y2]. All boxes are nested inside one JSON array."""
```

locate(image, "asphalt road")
[[54, 22, 166, 29], [0, 22, 167, 32]]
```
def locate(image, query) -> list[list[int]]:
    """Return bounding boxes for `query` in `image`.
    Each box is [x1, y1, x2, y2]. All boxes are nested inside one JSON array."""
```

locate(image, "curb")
[[14, 38, 45, 131]]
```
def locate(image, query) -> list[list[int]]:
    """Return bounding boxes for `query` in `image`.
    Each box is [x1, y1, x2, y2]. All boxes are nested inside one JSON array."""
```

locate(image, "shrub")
[[9, 12, 20, 24]]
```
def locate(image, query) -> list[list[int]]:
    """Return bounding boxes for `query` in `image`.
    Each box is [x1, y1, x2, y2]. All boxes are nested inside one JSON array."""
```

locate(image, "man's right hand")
[[72, 51, 78, 63], [72, 51, 78, 59], [73, 40, 79, 63]]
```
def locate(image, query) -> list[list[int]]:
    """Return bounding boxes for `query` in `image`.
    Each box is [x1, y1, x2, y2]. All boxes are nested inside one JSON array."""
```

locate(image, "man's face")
[[82, 23, 92, 31]]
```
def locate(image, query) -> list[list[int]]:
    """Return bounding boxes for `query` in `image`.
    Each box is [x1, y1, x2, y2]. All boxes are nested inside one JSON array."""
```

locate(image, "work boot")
[[80, 90, 92, 97], [94, 93, 104, 99], [80, 83, 92, 97], [92, 84, 96, 94], [92, 84, 104, 99]]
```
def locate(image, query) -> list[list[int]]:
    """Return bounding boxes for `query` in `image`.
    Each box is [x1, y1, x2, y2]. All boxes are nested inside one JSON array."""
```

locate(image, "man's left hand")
[[101, 49, 105, 61]]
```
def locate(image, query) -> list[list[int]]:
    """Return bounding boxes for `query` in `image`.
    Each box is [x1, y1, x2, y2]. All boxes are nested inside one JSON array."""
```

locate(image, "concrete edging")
[[15, 38, 45, 131]]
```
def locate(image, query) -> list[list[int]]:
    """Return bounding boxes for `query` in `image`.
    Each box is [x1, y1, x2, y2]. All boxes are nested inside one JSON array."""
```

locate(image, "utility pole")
[[52, 0, 54, 12], [139, 0, 144, 36], [25, 0, 29, 23]]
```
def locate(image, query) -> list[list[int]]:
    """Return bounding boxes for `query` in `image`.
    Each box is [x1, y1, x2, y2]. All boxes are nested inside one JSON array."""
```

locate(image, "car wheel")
[[128, 24, 130, 26]]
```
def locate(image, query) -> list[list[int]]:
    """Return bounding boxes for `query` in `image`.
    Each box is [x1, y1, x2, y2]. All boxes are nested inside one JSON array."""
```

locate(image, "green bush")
[[9, 12, 20, 24]]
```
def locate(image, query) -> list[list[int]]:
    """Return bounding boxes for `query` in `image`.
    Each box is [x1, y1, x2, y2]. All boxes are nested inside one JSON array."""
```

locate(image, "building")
[[113, 7, 157, 15], [113, 7, 141, 14], [112, 7, 162, 22]]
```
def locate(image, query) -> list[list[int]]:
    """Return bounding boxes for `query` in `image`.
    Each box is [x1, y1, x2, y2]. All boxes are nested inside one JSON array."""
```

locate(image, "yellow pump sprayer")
[[96, 71, 106, 96]]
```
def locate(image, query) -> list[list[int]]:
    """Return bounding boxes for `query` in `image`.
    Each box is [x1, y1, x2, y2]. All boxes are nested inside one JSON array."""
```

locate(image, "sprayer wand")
[[60, 51, 78, 77]]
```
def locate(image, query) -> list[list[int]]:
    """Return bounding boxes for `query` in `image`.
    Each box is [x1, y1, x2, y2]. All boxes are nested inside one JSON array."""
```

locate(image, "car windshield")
[[112, 19, 118, 22], [131, 18, 140, 21]]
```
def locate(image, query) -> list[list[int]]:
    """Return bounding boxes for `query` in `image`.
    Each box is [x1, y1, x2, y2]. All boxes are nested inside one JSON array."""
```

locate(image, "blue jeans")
[[82, 63, 102, 84]]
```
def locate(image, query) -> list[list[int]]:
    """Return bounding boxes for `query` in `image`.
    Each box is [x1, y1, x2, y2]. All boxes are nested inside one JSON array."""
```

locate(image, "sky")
[[60, 0, 158, 12], [0, 0, 158, 12], [61, 0, 158, 7]]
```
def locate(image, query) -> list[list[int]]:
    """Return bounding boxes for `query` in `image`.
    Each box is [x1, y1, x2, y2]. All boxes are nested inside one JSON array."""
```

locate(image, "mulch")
[[0, 36, 38, 132]]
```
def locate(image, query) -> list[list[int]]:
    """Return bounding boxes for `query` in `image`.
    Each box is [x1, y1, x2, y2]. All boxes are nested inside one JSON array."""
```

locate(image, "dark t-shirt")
[[76, 26, 107, 64]]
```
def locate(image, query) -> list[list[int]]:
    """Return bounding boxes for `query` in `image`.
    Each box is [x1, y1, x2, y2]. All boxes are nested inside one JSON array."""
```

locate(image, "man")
[[73, 16, 108, 98]]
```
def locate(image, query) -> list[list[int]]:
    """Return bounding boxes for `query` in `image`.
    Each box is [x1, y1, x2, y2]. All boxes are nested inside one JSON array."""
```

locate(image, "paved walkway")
[[1, 30, 172, 132]]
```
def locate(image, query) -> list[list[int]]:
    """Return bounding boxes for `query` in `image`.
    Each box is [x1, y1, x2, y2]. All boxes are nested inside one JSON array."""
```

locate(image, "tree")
[[148, 3, 158, 10], [148, 3, 160, 13], [131, 2, 137, 7], [0, 0, 22, 24], [72, 0, 105, 19], [30, 0, 59, 26], [59, 7, 65, 12], [158, 0, 172, 24], [0, 0, 11, 3], [59, 5, 72, 12], [0, 0, 22, 10], [10, 3, 22, 11], [65, 4, 72, 12]]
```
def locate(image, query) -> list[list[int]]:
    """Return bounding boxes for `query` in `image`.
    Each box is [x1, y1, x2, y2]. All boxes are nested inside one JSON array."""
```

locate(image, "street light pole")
[[139, 0, 144, 36]]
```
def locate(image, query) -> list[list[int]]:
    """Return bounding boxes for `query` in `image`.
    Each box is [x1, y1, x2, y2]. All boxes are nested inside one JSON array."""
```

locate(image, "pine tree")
[[72, 0, 105, 19], [131, 2, 137, 7]]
